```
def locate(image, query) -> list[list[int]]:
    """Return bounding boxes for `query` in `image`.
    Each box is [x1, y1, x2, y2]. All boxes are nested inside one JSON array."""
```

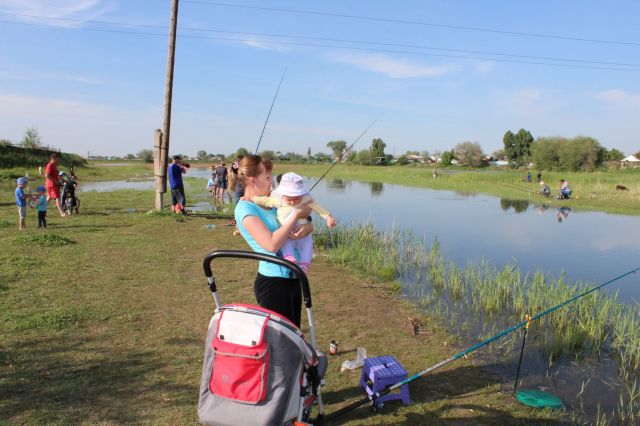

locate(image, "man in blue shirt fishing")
[[168, 155, 189, 213]]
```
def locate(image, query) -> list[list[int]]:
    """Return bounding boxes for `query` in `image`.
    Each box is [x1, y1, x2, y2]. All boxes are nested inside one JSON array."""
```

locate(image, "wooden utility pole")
[[155, 0, 179, 210]]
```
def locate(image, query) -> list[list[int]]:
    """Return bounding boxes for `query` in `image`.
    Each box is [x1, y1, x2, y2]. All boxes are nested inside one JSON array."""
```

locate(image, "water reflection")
[[326, 178, 346, 190], [499, 198, 530, 213], [557, 206, 571, 223], [453, 190, 478, 199], [370, 182, 384, 196], [537, 204, 549, 215]]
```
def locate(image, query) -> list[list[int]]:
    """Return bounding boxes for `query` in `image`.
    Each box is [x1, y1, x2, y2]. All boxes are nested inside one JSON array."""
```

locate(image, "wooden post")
[[154, 0, 179, 210], [153, 129, 167, 210], [162, 0, 179, 181]]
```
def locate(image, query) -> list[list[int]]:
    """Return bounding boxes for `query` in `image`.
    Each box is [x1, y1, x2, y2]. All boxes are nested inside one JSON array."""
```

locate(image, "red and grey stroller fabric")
[[198, 304, 321, 426]]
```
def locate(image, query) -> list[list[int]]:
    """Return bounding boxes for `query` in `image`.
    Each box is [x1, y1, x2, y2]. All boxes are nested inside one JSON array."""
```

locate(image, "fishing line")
[[327, 265, 640, 420], [494, 181, 548, 199], [308, 116, 381, 192], [255, 67, 287, 154]]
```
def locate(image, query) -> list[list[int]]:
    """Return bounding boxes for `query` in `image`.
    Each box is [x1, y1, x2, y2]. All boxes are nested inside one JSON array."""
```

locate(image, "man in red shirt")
[[45, 152, 65, 217]]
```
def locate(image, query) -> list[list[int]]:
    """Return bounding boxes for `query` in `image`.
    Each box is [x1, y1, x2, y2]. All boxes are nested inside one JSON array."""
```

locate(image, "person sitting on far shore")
[[559, 179, 572, 199], [539, 180, 551, 197]]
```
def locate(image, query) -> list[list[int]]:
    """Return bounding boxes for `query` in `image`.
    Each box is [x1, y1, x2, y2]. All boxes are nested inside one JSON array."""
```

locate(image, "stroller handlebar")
[[203, 249, 313, 308]]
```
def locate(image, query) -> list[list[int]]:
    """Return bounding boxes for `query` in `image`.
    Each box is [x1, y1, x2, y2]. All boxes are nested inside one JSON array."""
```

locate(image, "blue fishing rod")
[[255, 67, 287, 154], [326, 265, 640, 420], [308, 116, 381, 192]]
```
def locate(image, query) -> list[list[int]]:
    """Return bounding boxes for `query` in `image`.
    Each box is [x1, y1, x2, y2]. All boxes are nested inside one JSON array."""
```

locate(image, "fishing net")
[[515, 389, 563, 409]]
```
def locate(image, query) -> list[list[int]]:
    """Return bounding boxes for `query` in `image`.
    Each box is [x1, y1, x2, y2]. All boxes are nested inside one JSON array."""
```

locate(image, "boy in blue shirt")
[[34, 185, 48, 228], [15, 177, 34, 230]]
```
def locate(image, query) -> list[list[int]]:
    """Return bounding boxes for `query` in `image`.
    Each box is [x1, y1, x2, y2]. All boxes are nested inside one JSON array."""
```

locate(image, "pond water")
[[78, 179, 154, 192], [307, 178, 640, 303]]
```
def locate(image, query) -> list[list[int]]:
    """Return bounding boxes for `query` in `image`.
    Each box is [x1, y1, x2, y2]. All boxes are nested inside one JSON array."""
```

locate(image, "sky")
[[1, 0, 639, 157]]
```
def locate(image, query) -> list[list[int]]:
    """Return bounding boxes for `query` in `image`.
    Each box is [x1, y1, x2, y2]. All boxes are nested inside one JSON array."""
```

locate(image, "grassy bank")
[[4, 161, 639, 215], [0, 183, 567, 424], [276, 164, 640, 216]]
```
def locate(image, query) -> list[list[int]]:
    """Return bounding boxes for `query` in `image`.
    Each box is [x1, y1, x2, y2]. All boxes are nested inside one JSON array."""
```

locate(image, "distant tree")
[[126, 153, 135, 160], [420, 150, 430, 160], [234, 147, 250, 158], [306, 147, 312, 159], [558, 136, 602, 171], [327, 140, 347, 160], [532, 136, 603, 171], [396, 155, 410, 165], [492, 149, 506, 161], [0, 139, 12, 146], [21, 127, 42, 149], [440, 150, 455, 166], [353, 149, 375, 165], [605, 148, 625, 161], [503, 128, 534, 166], [137, 149, 153, 163], [634, 151, 640, 159], [259, 150, 275, 160], [370, 138, 386, 158], [454, 141, 484, 167], [314, 152, 331, 162], [531, 137, 562, 170], [196, 150, 209, 161]]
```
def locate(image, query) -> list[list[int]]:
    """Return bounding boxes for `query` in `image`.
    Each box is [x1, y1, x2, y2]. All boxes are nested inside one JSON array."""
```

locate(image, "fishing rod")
[[494, 181, 548, 199], [308, 116, 381, 192], [255, 67, 288, 154], [327, 265, 640, 420]]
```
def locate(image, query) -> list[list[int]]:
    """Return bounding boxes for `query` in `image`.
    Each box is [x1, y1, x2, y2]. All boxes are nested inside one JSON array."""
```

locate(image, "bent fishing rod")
[[255, 67, 288, 154], [308, 116, 381, 192], [327, 265, 640, 421]]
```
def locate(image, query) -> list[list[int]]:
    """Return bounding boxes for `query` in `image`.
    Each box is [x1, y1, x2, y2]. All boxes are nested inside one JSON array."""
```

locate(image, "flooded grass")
[[316, 222, 640, 423]]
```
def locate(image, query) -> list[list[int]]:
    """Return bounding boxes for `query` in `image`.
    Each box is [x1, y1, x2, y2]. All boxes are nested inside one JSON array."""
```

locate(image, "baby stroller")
[[198, 250, 327, 426]]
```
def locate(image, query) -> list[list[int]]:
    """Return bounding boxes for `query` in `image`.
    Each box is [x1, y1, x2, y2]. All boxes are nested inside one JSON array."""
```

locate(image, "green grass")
[[13, 233, 75, 246]]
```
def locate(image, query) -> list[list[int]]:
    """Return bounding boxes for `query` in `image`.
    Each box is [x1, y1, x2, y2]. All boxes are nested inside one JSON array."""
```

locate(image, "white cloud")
[[328, 52, 461, 79], [240, 38, 288, 52], [471, 60, 495, 74], [0, 0, 114, 26], [590, 89, 640, 108], [0, 69, 105, 85]]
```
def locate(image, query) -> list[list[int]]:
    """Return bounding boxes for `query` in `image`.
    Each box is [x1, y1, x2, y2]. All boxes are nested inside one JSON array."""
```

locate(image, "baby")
[[253, 172, 336, 273]]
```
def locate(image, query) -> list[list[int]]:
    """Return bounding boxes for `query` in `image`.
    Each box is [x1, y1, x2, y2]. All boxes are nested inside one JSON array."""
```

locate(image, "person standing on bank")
[[234, 154, 313, 327], [214, 162, 228, 200], [168, 155, 188, 212], [45, 152, 66, 217]]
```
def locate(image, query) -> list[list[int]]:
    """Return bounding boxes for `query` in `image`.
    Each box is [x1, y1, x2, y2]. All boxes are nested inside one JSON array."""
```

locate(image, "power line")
[[2, 19, 639, 72], [183, 0, 640, 47], [3, 12, 639, 68]]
